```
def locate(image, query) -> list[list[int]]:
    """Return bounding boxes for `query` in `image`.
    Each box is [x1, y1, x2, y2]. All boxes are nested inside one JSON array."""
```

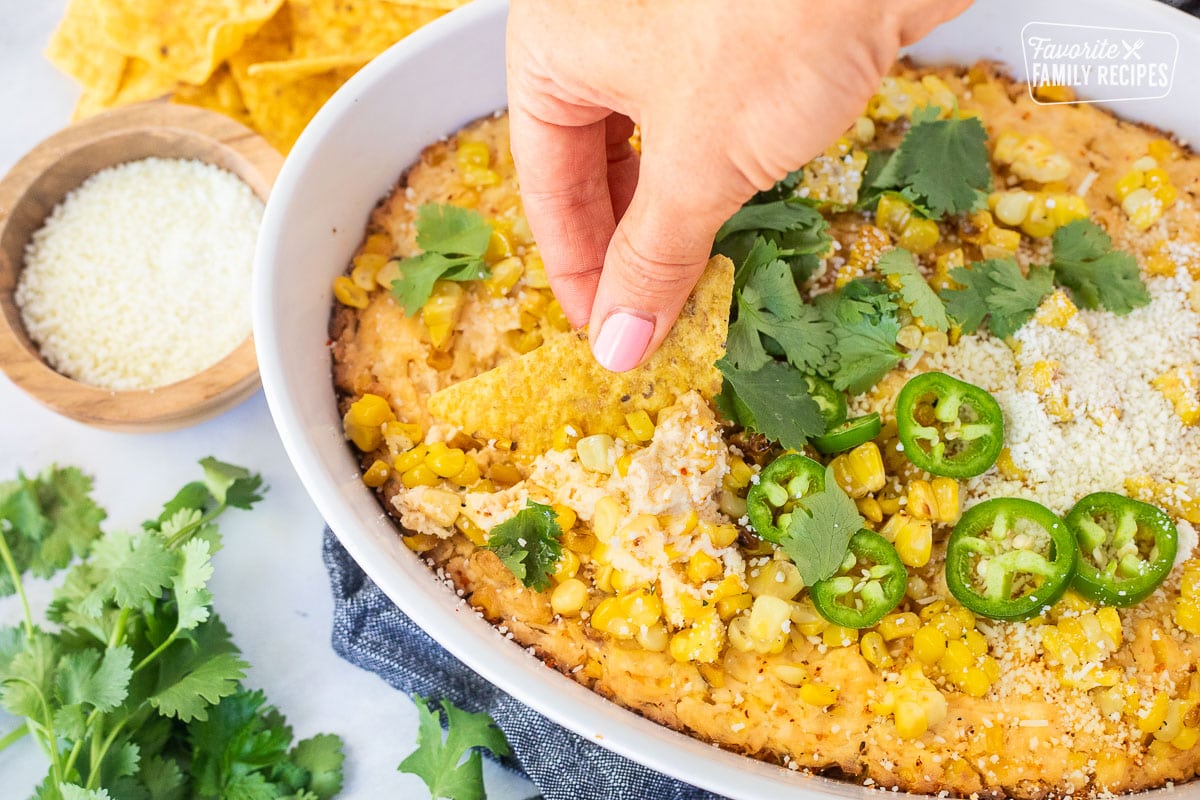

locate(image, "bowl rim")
[[257, 0, 1200, 797], [0, 101, 280, 431]]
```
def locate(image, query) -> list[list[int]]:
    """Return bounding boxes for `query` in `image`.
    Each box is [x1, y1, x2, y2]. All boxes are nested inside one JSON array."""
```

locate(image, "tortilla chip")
[[286, 0, 442, 60], [45, 0, 126, 103], [247, 54, 369, 82], [96, 0, 284, 85], [428, 255, 735, 455], [381, 0, 471, 8], [172, 64, 254, 129], [71, 58, 178, 121], [236, 63, 360, 152]]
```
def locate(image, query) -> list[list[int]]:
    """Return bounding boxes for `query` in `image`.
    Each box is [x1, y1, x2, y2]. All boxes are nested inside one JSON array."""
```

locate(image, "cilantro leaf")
[[80, 529, 178, 617], [0, 466, 105, 594], [779, 467, 865, 585], [715, 358, 825, 450], [150, 628, 247, 722], [876, 248, 949, 331], [814, 288, 904, 394], [391, 204, 493, 314], [486, 500, 563, 591], [726, 251, 834, 372], [199, 458, 264, 510], [1047, 219, 1150, 314], [172, 538, 215, 633], [55, 645, 133, 713], [58, 786, 114, 800], [137, 755, 186, 800], [398, 696, 510, 800], [290, 734, 346, 799], [865, 106, 991, 219], [715, 198, 826, 242], [943, 258, 1054, 338], [714, 199, 830, 285]]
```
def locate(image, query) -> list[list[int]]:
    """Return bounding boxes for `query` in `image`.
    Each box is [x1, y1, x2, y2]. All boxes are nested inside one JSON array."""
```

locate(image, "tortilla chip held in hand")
[[428, 255, 734, 454]]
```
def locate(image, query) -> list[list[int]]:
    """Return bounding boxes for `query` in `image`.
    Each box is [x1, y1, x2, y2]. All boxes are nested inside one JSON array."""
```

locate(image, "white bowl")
[[254, 1, 1200, 796]]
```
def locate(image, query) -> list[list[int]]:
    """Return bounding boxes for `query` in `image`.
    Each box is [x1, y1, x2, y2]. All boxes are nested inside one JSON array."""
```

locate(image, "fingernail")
[[592, 309, 654, 372]]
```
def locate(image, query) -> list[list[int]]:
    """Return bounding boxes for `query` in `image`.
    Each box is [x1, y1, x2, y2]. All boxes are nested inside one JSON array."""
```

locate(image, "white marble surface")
[[0, 2, 535, 798]]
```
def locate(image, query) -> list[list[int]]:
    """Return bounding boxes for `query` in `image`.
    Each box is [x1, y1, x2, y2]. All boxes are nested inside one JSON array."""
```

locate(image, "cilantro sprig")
[[779, 467, 866, 586], [861, 105, 992, 219], [0, 459, 344, 800], [877, 248, 949, 332], [391, 203, 494, 314], [486, 500, 563, 591], [713, 196, 831, 286], [398, 696, 510, 800], [715, 358, 826, 451], [942, 258, 1054, 339], [1047, 219, 1150, 314]]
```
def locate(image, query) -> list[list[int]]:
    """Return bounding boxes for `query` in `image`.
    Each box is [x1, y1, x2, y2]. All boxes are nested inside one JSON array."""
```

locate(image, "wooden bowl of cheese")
[[0, 102, 281, 431]]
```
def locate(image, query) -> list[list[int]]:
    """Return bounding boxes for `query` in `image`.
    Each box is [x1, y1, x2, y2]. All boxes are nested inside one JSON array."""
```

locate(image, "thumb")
[[588, 153, 742, 372]]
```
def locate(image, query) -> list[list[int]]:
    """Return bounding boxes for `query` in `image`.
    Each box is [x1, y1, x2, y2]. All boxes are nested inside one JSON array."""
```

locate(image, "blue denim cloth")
[[322, 531, 723, 800]]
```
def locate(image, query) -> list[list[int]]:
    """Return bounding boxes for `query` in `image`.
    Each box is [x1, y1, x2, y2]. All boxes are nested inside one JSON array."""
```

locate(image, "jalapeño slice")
[[745, 453, 825, 543], [810, 529, 907, 628], [1066, 492, 1177, 607], [945, 498, 1075, 621], [896, 372, 1003, 478], [812, 413, 882, 455], [805, 374, 848, 431]]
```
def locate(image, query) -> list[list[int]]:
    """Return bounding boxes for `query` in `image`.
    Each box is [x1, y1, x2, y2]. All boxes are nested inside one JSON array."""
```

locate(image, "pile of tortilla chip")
[[47, 0, 468, 153]]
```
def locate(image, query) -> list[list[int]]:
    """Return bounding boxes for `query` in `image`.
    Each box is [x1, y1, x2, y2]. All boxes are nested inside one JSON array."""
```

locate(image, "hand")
[[506, 0, 972, 371]]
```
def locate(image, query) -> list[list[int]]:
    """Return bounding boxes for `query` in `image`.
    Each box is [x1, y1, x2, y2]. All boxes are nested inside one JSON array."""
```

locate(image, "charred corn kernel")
[[1048, 193, 1090, 227], [958, 667, 991, 697], [895, 518, 933, 568], [746, 595, 792, 653], [343, 393, 395, 451], [857, 497, 884, 524], [986, 226, 1022, 254], [1021, 194, 1056, 238], [800, 683, 839, 706], [906, 480, 937, 520], [1140, 692, 1171, 734], [1173, 724, 1200, 750], [487, 462, 522, 487], [351, 252, 389, 290], [333, 275, 369, 309], [930, 477, 961, 524], [724, 457, 754, 492], [625, 410, 655, 442], [577, 434, 615, 473], [898, 217, 940, 254], [503, 329, 543, 354], [1034, 83, 1076, 103], [687, 552, 723, 584], [1034, 288, 1079, 329], [362, 233, 392, 256], [1096, 606, 1123, 645], [860, 631, 893, 668], [879, 612, 921, 641], [402, 463, 440, 489], [1012, 136, 1072, 183], [853, 115, 876, 144], [456, 515, 488, 547], [842, 224, 891, 287], [549, 504, 577, 533], [1132, 155, 1159, 172], [996, 447, 1026, 481], [460, 164, 500, 188], [373, 258, 401, 291], [614, 453, 633, 478], [823, 625, 858, 649], [562, 530, 596, 558], [591, 597, 632, 637], [878, 494, 903, 516], [362, 459, 390, 488], [879, 512, 910, 543], [553, 549, 581, 583], [384, 420, 423, 444], [456, 139, 491, 168], [963, 629, 988, 658], [636, 623, 670, 653], [422, 281, 466, 349], [877, 194, 914, 237], [992, 131, 1022, 164], [897, 324, 923, 350], [1152, 367, 1200, 425], [549, 578, 586, 616], [791, 599, 829, 637], [552, 423, 582, 452], [747, 560, 804, 600], [716, 592, 753, 620], [1114, 169, 1145, 200], [403, 533, 440, 553], [913, 625, 947, 665], [484, 228, 514, 264], [424, 442, 467, 478], [420, 489, 462, 527], [1123, 187, 1164, 230], [832, 442, 886, 499]]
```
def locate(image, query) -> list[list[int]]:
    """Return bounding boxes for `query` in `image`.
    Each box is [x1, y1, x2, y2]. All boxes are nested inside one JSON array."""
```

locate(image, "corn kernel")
[[1115, 169, 1145, 201], [913, 625, 947, 665], [1176, 600, 1200, 634], [1122, 187, 1164, 230], [897, 324, 924, 350], [725, 457, 754, 491], [522, 249, 549, 288], [592, 497, 623, 542], [920, 330, 949, 354], [333, 275, 368, 309], [362, 459, 390, 488], [553, 549, 581, 583], [895, 518, 933, 568], [362, 233, 392, 256], [1139, 692, 1171, 734], [799, 683, 839, 706], [860, 631, 894, 668], [456, 139, 491, 169], [930, 477, 961, 524], [773, 664, 809, 686], [483, 255, 523, 296], [906, 480, 937, 520], [686, 552, 723, 584], [857, 497, 884, 524], [636, 623, 670, 653], [402, 463, 440, 489], [456, 515, 488, 547], [403, 533, 440, 553], [577, 434, 615, 473], [1152, 367, 1200, 426], [424, 442, 467, 478], [1021, 194, 1056, 238], [343, 393, 395, 451], [958, 667, 991, 697], [747, 560, 804, 600], [823, 625, 858, 649], [422, 281, 466, 349], [351, 252, 388, 290], [833, 442, 886, 499], [1148, 138, 1179, 163], [1034, 83, 1075, 103], [591, 597, 632, 637], [625, 410, 655, 442], [716, 592, 753, 620], [842, 224, 891, 287], [992, 131, 1022, 164], [702, 521, 739, 548], [879, 612, 921, 641], [488, 462, 522, 486], [898, 218, 940, 254]]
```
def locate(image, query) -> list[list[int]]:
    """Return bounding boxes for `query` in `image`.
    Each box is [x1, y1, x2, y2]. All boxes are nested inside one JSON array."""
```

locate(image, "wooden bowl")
[[0, 102, 282, 431]]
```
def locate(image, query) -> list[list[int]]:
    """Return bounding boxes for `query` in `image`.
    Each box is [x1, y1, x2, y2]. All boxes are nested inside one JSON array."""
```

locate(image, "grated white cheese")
[[16, 157, 261, 390]]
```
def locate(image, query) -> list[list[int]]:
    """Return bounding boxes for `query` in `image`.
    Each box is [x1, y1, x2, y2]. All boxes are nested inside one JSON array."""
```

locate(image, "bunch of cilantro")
[[0, 460, 344, 800]]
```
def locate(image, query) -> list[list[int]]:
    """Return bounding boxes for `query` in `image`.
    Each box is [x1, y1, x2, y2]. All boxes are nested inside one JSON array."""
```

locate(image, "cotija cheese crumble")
[[16, 157, 262, 390]]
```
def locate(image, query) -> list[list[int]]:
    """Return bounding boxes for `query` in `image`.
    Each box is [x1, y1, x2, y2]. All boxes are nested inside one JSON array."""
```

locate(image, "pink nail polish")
[[592, 309, 654, 372]]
